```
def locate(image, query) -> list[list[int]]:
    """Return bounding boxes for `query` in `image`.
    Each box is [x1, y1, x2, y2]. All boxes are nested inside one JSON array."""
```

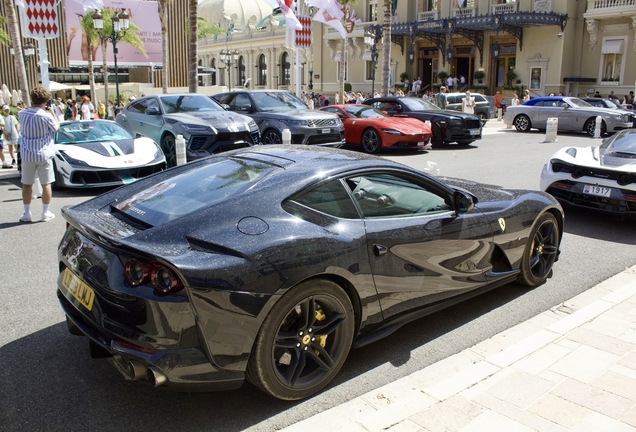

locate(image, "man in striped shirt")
[[18, 86, 60, 223]]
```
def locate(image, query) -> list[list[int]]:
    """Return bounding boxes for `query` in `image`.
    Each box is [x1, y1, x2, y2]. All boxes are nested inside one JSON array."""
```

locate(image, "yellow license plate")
[[62, 268, 95, 311]]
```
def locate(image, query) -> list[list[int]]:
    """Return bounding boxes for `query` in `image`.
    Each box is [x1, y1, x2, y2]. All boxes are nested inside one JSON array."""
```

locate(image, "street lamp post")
[[93, 9, 130, 108], [220, 49, 239, 91], [10, 41, 36, 86], [308, 66, 313, 90], [364, 30, 380, 96]]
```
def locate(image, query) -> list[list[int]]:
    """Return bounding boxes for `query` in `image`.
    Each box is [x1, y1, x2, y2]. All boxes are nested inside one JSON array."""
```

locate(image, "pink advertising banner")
[[65, 0, 162, 65]]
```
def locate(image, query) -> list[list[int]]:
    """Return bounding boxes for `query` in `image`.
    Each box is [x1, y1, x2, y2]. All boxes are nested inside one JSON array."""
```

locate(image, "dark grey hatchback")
[[212, 90, 345, 146]]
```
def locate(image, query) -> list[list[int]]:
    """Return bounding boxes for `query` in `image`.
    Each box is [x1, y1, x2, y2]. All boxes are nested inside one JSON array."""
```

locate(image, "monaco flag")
[[277, 0, 302, 30]]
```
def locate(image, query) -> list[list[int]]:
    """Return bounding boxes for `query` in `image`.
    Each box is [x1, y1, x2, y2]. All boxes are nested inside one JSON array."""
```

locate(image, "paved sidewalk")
[[282, 264, 636, 432]]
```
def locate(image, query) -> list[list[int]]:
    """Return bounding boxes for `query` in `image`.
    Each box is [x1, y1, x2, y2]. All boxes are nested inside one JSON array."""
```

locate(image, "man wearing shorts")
[[18, 86, 60, 223]]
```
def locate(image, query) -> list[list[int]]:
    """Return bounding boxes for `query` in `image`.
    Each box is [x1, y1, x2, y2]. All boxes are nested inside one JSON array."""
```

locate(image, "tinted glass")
[[56, 121, 132, 144], [113, 158, 277, 225], [344, 174, 450, 218], [287, 179, 359, 219], [343, 105, 386, 118], [600, 130, 636, 154], [401, 98, 441, 111], [249, 91, 308, 111], [160, 95, 225, 113], [567, 97, 592, 108]]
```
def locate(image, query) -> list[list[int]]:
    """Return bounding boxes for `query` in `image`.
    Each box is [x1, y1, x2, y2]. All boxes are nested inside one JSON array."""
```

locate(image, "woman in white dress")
[[462, 91, 475, 114]]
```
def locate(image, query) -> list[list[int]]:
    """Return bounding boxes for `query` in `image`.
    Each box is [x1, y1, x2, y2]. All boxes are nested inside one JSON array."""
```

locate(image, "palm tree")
[[188, 0, 197, 93], [79, 12, 100, 106], [381, 0, 391, 97], [157, 0, 173, 94], [2, 1, 29, 105], [0, 17, 10, 45], [96, 9, 145, 103]]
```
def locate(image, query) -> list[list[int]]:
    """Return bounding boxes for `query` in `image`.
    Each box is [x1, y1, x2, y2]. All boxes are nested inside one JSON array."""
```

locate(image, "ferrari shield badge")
[[498, 218, 506, 232]]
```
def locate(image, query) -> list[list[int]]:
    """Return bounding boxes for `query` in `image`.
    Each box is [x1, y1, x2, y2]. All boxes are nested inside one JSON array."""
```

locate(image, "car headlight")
[[180, 123, 213, 133], [449, 117, 463, 127], [279, 119, 309, 127], [58, 151, 88, 166], [382, 129, 403, 135], [248, 120, 259, 132]]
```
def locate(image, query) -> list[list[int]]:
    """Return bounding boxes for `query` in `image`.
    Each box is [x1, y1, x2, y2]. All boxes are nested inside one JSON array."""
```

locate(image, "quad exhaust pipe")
[[147, 366, 168, 387], [126, 361, 146, 380]]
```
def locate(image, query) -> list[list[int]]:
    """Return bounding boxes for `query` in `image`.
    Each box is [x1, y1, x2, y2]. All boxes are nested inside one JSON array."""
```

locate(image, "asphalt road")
[[1, 124, 635, 432]]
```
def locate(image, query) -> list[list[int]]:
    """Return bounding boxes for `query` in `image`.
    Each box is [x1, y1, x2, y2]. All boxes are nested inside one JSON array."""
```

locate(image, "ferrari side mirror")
[[454, 190, 475, 213]]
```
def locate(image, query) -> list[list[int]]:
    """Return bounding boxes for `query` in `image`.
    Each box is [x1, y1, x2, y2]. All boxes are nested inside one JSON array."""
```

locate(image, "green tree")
[[78, 12, 100, 105], [0, 16, 10, 45]]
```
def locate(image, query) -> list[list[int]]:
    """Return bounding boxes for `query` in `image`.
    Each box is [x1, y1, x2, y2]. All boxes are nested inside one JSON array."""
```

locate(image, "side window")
[[234, 94, 251, 110], [128, 99, 150, 114], [344, 174, 451, 219], [475, 95, 487, 103], [284, 179, 359, 219], [446, 96, 457, 104], [215, 93, 235, 106]]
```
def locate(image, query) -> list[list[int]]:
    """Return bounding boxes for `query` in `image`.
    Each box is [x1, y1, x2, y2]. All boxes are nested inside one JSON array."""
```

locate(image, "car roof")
[[522, 96, 567, 106]]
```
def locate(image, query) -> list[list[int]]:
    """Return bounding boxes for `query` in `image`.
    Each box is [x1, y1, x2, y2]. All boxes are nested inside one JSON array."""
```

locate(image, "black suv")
[[364, 97, 482, 147]]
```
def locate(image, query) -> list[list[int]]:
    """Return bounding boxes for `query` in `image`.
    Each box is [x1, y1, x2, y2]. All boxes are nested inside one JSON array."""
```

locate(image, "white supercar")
[[540, 129, 636, 215], [52, 120, 166, 190]]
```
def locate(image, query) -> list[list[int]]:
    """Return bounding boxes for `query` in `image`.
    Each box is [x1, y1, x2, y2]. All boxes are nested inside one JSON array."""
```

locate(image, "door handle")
[[373, 244, 388, 256]]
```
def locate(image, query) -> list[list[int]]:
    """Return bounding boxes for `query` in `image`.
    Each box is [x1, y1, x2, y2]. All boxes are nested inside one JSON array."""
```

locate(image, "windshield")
[[401, 98, 441, 112], [160, 95, 225, 113], [343, 105, 387, 118], [566, 97, 593, 108], [600, 130, 636, 155], [113, 157, 277, 226], [250, 91, 308, 111], [56, 121, 132, 144]]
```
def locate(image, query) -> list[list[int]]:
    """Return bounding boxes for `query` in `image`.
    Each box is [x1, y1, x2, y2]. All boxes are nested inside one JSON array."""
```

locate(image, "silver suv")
[[443, 92, 491, 124], [212, 90, 345, 146]]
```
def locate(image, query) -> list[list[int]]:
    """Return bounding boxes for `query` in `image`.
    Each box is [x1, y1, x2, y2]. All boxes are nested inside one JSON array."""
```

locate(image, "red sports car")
[[320, 104, 432, 153]]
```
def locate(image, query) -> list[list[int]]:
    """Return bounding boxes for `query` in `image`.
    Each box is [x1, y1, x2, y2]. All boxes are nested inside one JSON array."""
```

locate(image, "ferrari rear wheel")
[[514, 114, 531, 132], [161, 134, 177, 168], [361, 129, 381, 153], [246, 279, 354, 400], [517, 213, 559, 287]]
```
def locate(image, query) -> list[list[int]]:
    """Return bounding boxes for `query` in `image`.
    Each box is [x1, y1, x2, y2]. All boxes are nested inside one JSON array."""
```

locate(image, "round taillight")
[[125, 259, 148, 286], [151, 265, 180, 293]]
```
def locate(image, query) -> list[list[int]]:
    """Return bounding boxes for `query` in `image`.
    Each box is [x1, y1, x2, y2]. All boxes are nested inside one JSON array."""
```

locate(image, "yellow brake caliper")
[[315, 308, 327, 355]]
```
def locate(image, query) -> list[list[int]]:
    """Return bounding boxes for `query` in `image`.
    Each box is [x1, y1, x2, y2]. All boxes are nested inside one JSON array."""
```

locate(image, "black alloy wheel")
[[361, 129, 381, 153], [478, 112, 487, 126], [262, 130, 282, 145], [247, 279, 354, 400], [517, 213, 560, 287], [161, 134, 177, 168], [430, 123, 444, 148], [514, 114, 532, 132]]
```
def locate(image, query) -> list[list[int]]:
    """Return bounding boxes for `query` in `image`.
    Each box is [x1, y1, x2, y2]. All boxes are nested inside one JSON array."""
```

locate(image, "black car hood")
[[442, 177, 519, 202], [58, 139, 135, 156], [166, 112, 251, 131]]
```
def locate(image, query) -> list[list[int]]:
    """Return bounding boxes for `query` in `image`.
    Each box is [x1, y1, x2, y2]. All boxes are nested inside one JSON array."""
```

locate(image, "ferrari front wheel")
[[361, 129, 381, 153], [246, 279, 354, 400], [517, 213, 559, 287]]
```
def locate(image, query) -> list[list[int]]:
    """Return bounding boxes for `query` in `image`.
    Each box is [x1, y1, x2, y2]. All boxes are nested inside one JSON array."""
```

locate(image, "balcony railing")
[[492, 2, 519, 14], [590, 0, 635, 9], [585, 0, 635, 17], [417, 11, 440, 21], [452, 7, 477, 18]]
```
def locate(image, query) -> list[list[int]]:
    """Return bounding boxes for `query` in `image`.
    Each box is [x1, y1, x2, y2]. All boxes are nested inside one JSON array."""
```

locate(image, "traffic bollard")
[[282, 129, 292, 144], [176, 134, 187, 166], [594, 116, 602, 138], [543, 118, 558, 143]]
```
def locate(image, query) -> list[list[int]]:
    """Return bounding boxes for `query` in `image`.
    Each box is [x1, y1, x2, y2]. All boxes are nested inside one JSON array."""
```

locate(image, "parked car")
[[581, 98, 636, 126], [443, 92, 490, 124], [58, 145, 563, 400], [52, 120, 165, 190], [363, 96, 482, 147], [319, 104, 432, 153], [115, 93, 260, 167], [503, 96, 634, 136], [211, 90, 345, 146], [540, 128, 636, 215]]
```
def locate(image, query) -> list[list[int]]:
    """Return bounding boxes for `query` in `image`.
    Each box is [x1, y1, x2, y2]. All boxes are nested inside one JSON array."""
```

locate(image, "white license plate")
[[322, 128, 330, 133], [417, 141, 425, 146], [583, 184, 612, 197], [469, 129, 481, 136]]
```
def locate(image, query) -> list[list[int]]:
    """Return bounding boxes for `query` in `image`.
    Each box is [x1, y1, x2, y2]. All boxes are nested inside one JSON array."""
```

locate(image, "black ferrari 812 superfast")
[[57, 146, 563, 400]]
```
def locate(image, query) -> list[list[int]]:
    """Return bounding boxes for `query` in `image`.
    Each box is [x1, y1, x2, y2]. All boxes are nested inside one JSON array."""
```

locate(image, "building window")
[[238, 56, 246, 86], [365, 61, 375, 81], [368, 2, 378, 22], [211, 59, 216, 86], [600, 38, 625, 85], [420, 0, 438, 12], [258, 54, 267, 86], [281, 52, 291, 86]]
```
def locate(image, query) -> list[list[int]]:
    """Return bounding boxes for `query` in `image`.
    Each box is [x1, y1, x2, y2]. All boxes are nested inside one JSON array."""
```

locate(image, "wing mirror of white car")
[[145, 107, 161, 115]]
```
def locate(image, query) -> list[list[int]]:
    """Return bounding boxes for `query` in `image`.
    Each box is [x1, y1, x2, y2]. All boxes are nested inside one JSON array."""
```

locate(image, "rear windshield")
[[113, 158, 276, 225]]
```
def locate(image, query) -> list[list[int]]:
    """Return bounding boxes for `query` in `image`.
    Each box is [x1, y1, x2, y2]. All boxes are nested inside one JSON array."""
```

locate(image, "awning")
[[74, 85, 92, 90], [49, 81, 73, 91], [601, 39, 623, 54]]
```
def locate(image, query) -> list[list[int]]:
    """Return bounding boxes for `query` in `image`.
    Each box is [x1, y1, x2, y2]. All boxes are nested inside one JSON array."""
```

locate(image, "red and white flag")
[[313, 6, 346, 39], [277, 0, 302, 30]]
